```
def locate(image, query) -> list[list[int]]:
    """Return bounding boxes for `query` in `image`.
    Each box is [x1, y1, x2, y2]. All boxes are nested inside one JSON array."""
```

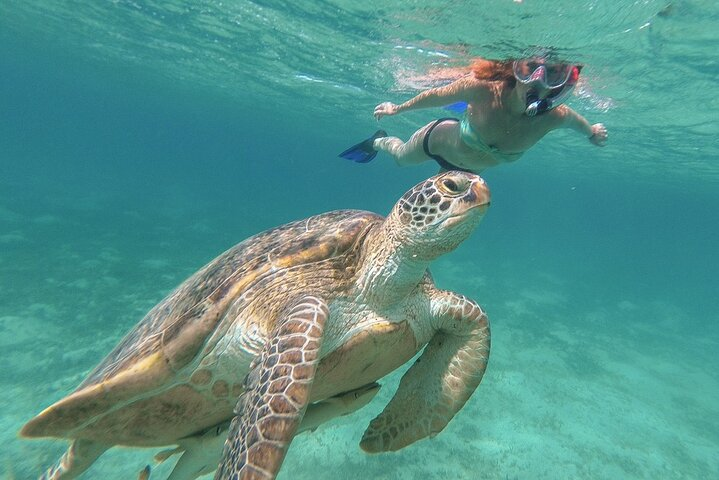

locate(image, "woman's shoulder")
[[452, 75, 495, 95]]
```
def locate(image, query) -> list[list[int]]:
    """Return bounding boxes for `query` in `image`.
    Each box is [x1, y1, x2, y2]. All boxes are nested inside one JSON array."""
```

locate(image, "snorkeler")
[[339, 57, 608, 173]]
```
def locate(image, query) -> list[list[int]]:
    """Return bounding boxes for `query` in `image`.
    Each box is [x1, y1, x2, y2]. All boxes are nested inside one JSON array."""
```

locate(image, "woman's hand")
[[374, 102, 399, 120], [589, 123, 608, 146]]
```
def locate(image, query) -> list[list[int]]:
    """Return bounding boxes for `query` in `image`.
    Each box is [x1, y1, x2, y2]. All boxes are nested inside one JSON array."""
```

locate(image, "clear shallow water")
[[1, 1, 717, 479]]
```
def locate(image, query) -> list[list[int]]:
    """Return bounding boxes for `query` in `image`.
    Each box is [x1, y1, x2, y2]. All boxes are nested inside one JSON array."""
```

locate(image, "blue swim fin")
[[444, 101, 468, 113], [338, 130, 387, 163]]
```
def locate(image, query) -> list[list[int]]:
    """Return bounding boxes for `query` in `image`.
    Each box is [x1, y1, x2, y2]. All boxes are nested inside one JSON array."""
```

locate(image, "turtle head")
[[388, 171, 491, 260]]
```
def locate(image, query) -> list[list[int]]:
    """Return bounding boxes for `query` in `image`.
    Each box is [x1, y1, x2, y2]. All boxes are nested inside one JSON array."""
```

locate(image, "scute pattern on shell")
[[77, 210, 381, 391]]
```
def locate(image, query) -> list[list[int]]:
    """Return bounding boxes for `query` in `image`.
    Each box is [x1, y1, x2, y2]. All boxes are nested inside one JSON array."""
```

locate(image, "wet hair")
[[470, 57, 584, 89], [471, 58, 517, 88]]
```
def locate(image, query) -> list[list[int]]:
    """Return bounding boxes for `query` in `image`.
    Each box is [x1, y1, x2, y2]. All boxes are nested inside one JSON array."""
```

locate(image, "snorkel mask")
[[513, 59, 580, 116]]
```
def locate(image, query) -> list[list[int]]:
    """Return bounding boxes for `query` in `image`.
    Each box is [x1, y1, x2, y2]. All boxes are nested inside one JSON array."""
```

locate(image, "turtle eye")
[[437, 175, 469, 196]]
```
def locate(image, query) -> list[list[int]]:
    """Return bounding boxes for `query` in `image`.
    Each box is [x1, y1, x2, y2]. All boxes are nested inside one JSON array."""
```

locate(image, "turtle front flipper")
[[360, 290, 490, 453], [214, 295, 328, 480]]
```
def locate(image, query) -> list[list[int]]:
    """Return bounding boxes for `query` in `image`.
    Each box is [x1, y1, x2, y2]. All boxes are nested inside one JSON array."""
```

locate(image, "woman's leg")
[[373, 122, 436, 167]]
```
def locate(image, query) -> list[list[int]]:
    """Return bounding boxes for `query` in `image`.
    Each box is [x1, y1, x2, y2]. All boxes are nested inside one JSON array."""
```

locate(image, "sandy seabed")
[[1, 218, 717, 480]]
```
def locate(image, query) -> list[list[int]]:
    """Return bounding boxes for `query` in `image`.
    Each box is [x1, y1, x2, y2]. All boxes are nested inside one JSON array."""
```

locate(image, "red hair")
[[471, 58, 517, 88]]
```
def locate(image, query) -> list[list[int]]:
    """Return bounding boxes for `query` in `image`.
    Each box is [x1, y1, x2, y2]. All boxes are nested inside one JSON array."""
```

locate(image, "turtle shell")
[[21, 210, 380, 442]]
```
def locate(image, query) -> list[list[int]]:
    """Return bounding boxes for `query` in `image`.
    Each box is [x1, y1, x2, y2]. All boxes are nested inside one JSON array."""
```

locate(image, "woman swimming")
[[339, 56, 608, 173]]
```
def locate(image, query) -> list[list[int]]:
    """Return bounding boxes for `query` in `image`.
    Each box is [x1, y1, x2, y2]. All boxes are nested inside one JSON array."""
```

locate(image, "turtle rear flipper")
[[161, 422, 229, 480], [161, 383, 379, 480], [39, 439, 109, 480], [299, 382, 380, 433], [360, 291, 490, 453], [215, 295, 328, 480]]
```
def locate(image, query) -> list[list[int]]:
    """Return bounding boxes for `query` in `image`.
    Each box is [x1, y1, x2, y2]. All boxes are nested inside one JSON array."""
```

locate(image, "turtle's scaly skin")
[[22, 172, 492, 480], [215, 295, 328, 479]]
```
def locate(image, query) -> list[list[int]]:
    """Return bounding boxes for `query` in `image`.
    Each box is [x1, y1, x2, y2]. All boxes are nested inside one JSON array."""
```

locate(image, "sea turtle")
[[22, 171, 492, 480]]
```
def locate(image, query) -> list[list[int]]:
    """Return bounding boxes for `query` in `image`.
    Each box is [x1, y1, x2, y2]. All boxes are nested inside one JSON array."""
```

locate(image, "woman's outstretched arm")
[[554, 105, 608, 146], [374, 76, 481, 120]]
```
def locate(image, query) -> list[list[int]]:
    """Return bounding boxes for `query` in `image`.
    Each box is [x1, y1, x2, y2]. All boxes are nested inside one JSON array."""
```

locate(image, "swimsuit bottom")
[[422, 117, 522, 171], [422, 118, 473, 172]]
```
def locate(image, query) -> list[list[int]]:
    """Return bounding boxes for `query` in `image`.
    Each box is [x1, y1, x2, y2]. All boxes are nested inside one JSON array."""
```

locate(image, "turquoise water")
[[1, 1, 718, 478]]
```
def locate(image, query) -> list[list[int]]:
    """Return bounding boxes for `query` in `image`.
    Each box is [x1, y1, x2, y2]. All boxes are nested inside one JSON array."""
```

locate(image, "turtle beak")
[[444, 177, 491, 228], [465, 177, 491, 215]]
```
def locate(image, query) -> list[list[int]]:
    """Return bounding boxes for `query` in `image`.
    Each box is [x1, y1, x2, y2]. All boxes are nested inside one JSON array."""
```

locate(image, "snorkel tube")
[[524, 83, 575, 117], [524, 91, 549, 117]]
